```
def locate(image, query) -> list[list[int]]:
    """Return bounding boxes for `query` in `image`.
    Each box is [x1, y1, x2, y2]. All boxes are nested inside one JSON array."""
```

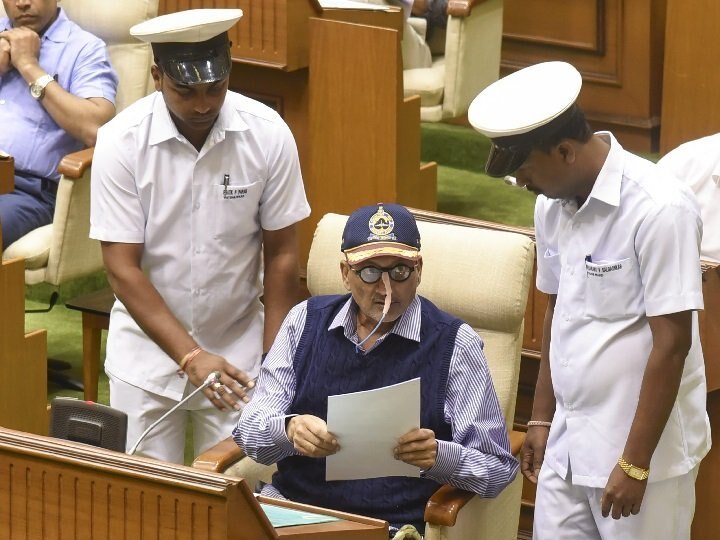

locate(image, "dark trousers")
[[0, 173, 57, 250]]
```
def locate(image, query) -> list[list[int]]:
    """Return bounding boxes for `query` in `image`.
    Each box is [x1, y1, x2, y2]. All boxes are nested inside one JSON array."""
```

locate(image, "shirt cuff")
[[425, 439, 462, 480], [269, 414, 298, 455]]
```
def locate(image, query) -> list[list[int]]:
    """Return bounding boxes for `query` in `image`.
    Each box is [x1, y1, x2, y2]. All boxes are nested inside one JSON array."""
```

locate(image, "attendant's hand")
[[394, 428, 437, 470], [185, 350, 255, 411], [286, 415, 339, 458], [0, 37, 10, 75], [601, 464, 648, 519], [520, 425, 550, 483], [0, 27, 41, 76]]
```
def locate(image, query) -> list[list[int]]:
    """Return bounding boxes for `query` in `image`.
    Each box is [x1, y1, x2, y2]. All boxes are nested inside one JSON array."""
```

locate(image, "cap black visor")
[[153, 33, 232, 85], [485, 143, 531, 178]]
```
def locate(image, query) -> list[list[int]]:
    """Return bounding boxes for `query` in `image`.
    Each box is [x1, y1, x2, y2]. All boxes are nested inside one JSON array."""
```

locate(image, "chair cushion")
[[403, 58, 445, 107], [2, 224, 52, 269]]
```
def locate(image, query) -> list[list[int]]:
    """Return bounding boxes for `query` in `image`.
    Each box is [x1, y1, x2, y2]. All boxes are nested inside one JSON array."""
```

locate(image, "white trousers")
[[110, 374, 242, 464], [533, 462, 698, 540]]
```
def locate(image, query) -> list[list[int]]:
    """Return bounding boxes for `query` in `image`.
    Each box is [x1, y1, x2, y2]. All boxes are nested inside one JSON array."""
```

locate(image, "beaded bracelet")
[[177, 345, 203, 377], [527, 420, 552, 428]]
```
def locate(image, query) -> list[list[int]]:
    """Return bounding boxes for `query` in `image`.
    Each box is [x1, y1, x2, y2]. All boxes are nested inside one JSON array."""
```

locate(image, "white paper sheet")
[[325, 377, 420, 481]]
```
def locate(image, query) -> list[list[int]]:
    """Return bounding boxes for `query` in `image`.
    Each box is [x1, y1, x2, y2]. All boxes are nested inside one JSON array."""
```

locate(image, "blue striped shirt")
[[233, 295, 518, 497]]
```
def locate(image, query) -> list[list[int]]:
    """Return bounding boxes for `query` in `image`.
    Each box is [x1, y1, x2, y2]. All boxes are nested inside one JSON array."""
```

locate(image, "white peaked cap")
[[468, 61, 583, 139], [130, 9, 243, 43]]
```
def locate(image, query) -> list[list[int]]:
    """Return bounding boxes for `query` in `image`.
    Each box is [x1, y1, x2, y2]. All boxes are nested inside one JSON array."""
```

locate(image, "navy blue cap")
[[341, 203, 421, 265]]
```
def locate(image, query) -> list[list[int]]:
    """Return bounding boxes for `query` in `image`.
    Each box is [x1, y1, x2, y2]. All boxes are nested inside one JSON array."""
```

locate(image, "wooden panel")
[[504, 0, 604, 52], [502, 0, 667, 153], [0, 155, 13, 194], [0, 427, 388, 539], [0, 254, 48, 436], [158, 0, 321, 70], [660, 0, 720, 154], [306, 16, 436, 264]]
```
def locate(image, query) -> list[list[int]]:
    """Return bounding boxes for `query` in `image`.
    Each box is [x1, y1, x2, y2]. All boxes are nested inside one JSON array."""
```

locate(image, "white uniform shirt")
[[90, 91, 311, 401], [657, 132, 720, 262], [535, 132, 711, 488]]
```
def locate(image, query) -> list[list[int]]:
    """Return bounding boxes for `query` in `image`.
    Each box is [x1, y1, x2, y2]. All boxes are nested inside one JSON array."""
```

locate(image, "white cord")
[[355, 272, 392, 353], [127, 370, 221, 455]]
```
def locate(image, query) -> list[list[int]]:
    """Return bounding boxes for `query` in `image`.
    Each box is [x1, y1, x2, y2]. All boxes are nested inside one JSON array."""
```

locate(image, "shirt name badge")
[[218, 174, 248, 200], [585, 257, 624, 278], [222, 187, 248, 200]]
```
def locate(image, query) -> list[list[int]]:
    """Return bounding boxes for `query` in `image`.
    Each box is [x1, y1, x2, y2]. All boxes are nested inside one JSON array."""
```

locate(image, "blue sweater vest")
[[272, 294, 462, 531]]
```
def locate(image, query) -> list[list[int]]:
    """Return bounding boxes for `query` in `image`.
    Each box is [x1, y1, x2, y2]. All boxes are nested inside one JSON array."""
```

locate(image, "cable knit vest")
[[272, 294, 461, 531]]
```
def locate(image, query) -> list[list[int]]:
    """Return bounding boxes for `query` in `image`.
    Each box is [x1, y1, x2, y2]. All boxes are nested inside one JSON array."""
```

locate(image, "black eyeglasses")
[[352, 264, 416, 284]]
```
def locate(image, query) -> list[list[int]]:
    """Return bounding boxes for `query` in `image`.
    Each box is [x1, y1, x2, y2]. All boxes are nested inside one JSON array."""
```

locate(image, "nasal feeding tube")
[[355, 271, 392, 352]]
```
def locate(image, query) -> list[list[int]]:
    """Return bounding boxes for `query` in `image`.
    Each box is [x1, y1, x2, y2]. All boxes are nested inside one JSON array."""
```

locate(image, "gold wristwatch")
[[617, 456, 650, 481]]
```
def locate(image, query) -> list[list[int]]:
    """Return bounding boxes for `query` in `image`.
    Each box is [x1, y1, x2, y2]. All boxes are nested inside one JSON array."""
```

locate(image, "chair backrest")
[[62, 0, 157, 113], [306, 212, 535, 425]]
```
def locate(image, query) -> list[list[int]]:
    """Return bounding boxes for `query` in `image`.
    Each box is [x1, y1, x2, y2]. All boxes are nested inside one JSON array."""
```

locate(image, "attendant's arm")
[[413, 325, 520, 496], [601, 311, 691, 519], [521, 294, 557, 483], [262, 224, 303, 353], [101, 241, 254, 410], [1, 27, 114, 146]]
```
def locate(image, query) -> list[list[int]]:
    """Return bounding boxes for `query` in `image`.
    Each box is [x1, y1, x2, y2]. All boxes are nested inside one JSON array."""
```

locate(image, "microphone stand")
[[128, 370, 221, 456]]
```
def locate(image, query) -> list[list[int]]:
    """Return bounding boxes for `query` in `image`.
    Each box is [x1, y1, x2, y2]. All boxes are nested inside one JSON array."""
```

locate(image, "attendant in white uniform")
[[90, 9, 311, 464], [657, 133, 720, 262], [468, 62, 711, 539]]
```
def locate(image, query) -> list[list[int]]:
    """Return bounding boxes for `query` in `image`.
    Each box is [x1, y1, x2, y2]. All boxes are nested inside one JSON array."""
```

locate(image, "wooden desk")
[[0, 426, 388, 539], [65, 287, 114, 402]]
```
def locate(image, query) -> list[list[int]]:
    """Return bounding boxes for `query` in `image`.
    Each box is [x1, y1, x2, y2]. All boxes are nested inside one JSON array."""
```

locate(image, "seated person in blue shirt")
[[234, 203, 518, 535], [0, 0, 117, 249]]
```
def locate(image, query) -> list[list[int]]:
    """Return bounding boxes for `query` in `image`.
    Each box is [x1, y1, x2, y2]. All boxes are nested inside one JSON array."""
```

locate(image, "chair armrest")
[[191, 436, 246, 473], [425, 484, 474, 526], [424, 429, 526, 527], [57, 147, 94, 179], [448, 0, 489, 17]]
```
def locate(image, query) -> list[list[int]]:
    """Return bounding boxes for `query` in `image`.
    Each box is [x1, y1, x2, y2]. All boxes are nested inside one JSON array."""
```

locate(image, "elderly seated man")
[[234, 203, 518, 537]]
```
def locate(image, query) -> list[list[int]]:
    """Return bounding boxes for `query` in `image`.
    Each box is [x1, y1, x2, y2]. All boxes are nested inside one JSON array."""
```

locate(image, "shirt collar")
[[584, 131, 624, 207], [329, 295, 422, 345], [148, 91, 250, 146], [42, 7, 69, 43]]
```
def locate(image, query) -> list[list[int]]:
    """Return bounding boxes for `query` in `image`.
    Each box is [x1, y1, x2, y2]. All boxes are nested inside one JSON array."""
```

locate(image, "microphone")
[[127, 370, 221, 455]]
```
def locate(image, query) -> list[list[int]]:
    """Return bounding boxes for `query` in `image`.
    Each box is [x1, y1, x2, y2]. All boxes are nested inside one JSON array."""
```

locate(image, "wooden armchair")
[[1, 0, 157, 285], [195, 208, 534, 537]]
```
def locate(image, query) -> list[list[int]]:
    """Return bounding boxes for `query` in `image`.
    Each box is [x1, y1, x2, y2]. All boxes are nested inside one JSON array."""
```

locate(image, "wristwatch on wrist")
[[29, 74, 55, 100], [617, 456, 650, 481]]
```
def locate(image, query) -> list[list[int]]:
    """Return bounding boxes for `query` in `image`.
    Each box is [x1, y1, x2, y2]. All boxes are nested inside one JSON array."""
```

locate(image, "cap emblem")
[[367, 206, 396, 241]]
